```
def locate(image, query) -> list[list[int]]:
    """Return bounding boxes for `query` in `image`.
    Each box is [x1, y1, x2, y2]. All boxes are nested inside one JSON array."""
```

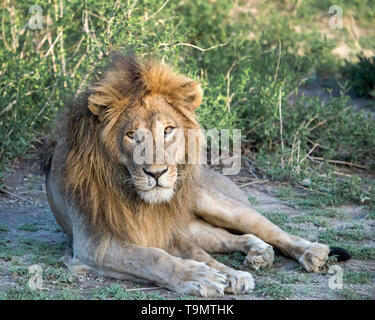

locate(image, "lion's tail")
[[329, 247, 351, 261]]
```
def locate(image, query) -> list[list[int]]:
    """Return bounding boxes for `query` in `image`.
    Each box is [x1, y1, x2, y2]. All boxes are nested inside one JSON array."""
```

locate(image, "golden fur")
[[42, 53, 348, 296], [45, 53, 203, 252]]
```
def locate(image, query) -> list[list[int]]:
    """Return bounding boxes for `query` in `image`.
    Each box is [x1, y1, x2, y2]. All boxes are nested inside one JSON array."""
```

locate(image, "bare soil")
[[0, 155, 374, 300]]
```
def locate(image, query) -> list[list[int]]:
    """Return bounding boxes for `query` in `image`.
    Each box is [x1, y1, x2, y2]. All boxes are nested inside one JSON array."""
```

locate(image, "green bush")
[[343, 53, 375, 99], [1, 0, 374, 209]]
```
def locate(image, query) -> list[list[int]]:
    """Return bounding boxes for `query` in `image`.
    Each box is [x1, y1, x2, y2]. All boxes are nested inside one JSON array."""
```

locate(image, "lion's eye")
[[164, 126, 175, 135], [126, 131, 135, 139]]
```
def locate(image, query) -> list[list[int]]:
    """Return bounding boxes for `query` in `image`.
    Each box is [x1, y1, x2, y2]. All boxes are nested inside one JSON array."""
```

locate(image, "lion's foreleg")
[[167, 231, 254, 294], [71, 225, 233, 297], [194, 187, 330, 272]]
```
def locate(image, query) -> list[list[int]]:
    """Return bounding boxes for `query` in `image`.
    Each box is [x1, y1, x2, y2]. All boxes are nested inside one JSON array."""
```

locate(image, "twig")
[[304, 114, 318, 129], [76, 61, 99, 94], [46, 5, 57, 74], [0, 189, 34, 205], [288, 124, 303, 166], [30, 75, 60, 127], [0, 100, 17, 116], [71, 52, 87, 78], [224, 61, 236, 112], [2, 4, 12, 51], [36, 33, 48, 54], [296, 184, 324, 194], [308, 107, 350, 132], [106, 0, 120, 36], [239, 180, 267, 188], [308, 118, 328, 132], [278, 86, 284, 168], [306, 138, 328, 150], [43, 31, 61, 59], [73, 36, 85, 54], [7, 3, 19, 51], [296, 139, 300, 173], [346, 13, 362, 51], [293, 0, 304, 16], [300, 142, 319, 164], [124, 287, 159, 292], [142, 0, 170, 23], [333, 170, 352, 177], [307, 156, 367, 169], [272, 39, 282, 88], [245, 159, 261, 179], [59, 0, 67, 86], [126, 0, 138, 20], [160, 42, 228, 52]]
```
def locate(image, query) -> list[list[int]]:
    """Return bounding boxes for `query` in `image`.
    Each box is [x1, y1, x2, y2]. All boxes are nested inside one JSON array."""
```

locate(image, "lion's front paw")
[[244, 242, 274, 270], [224, 269, 255, 294], [299, 243, 330, 272], [172, 261, 228, 297]]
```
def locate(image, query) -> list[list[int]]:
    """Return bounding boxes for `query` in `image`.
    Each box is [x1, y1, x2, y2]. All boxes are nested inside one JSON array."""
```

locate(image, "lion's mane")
[[46, 53, 204, 254]]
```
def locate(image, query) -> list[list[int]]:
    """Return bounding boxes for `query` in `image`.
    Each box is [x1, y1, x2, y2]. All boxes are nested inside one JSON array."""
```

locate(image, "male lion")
[[42, 53, 349, 297]]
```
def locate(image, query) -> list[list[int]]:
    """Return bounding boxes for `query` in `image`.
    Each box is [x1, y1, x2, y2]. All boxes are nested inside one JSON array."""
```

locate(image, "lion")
[[42, 52, 350, 297]]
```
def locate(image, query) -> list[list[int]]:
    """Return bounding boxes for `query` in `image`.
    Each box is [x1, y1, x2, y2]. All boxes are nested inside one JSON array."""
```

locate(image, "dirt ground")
[[0, 154, 374, 300]]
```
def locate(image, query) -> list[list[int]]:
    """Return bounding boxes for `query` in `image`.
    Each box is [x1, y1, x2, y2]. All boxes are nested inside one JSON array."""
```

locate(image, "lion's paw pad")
[[225, 270, 255, 294], [299, 243, 330, 272], [244, 243, 274, 270]]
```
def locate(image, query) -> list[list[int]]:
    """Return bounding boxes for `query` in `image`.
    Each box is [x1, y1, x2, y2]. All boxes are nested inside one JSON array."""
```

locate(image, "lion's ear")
[[181, 81, 203, 111], [88, 90, 120, 116]]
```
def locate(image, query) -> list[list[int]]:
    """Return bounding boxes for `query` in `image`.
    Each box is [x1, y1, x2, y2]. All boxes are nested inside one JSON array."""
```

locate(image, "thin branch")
[[2, 2, 12, 51], [7, 2, 19, 51], [126, 0, 138, 20], [272, 39, 282, 87], [36, 33, 48, 54], [142, 0, 170, 23], [308, 107, 350, 132], [224, 61, 236, 112], [300, 142, 319, 164], [71, 52, 87, 78], [160, 41, 228, 52], [0, 189, 34, 205], [296, 184, 325, 194], [43, 31, 61, 59], [59, 0, 67, 84], [333, 170, 352, 177], [124, 287, 159, 292], [46, 4, 57, 74], [239, 180, 268, 188], [30, 75, 60, 127], [278, 86, 284, 168], [306, 137, 328, 150], [0, 99, 17, 116], [307, 156, 367, 169], [293, 0, 304, 16]]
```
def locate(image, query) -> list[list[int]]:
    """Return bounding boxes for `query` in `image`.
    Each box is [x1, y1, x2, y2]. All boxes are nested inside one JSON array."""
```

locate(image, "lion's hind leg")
[[187, 218, 274, 270]]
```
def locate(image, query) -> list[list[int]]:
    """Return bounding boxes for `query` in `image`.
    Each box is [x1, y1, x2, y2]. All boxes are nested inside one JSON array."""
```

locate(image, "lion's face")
[[86, 57, 203, 204], [116, 95, 191, 204]]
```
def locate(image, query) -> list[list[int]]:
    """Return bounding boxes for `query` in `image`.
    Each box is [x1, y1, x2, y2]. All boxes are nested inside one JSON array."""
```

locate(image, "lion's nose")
[[143, 167, 168, 181]]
